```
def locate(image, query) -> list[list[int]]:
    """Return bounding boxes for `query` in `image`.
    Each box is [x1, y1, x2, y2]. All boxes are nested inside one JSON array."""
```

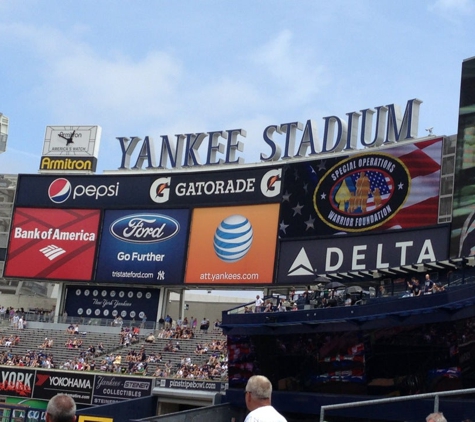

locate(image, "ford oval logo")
[[110, 214, 180, 243]]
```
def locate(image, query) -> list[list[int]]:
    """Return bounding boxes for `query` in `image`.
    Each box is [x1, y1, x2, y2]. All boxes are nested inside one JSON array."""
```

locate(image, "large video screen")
[[451, 56, 475, 257], [279, 138, 443, 238]]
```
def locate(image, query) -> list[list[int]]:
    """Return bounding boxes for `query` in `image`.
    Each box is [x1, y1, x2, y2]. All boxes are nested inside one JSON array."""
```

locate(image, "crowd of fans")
[[0, 311, 227, 380]]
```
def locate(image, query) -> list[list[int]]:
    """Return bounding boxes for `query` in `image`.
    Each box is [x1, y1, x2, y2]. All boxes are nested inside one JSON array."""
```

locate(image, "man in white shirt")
[[254, 295, 263, 313], [244, 375, 287, 422]]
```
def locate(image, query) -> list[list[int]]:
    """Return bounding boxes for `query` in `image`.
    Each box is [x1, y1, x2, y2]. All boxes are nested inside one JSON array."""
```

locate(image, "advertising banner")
[[451, 56, 475, 257], [15, 166, 282, 209], [93, 375, 153, 405], [32, 371, 94, 404], [0, 368, 35, 397], [63, 286, 159, 320], [185, 203, 279, 284], [155, 377, 226, 392], [277, 225, 450, 283], [95, 209, 189, 284], [4, 208, 100, 281], [279, 138, 443, 239]]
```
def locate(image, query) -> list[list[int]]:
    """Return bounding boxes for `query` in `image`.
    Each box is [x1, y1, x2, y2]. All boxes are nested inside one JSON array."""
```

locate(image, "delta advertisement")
[[95, 209, 190, 284], [63, 286, 159, 320], [4, 208, 100, 281], [278, 137, 443, 239], [14, 166, 283, 209], [185, 203, 280, 284], [277, 225, 450, 284]]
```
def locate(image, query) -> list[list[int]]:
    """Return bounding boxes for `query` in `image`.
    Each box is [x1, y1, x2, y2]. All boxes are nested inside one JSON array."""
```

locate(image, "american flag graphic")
[[279, 138, 442, 238]]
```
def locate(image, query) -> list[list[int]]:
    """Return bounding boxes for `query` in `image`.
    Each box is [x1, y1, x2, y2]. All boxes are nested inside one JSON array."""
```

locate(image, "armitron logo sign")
[[314, 153, 410, 232], [40, 157, 97, 172]]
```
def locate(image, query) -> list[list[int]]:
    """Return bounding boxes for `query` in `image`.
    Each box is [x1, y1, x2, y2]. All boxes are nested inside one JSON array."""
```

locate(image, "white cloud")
[[429, 0, 474, 17], [250, 29, 328, 105]]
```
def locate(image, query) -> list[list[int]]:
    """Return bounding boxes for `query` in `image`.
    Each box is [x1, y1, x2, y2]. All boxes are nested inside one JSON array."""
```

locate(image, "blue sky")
[[0, 0, 474, 174]]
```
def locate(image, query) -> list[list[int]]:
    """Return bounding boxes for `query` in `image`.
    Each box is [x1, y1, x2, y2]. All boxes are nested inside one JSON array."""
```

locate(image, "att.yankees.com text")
[[199, 272, 259, 281]]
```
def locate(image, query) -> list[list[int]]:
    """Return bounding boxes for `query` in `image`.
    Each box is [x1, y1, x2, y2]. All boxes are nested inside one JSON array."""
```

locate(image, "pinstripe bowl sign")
[[314, 153, 411, 232]]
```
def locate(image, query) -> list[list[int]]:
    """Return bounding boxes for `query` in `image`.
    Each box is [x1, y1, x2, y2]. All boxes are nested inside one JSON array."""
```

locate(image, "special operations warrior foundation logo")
[[313, 153, 410, 232]]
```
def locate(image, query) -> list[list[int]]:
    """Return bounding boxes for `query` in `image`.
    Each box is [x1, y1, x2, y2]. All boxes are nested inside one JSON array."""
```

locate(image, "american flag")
[[278, 138, 442, 238]]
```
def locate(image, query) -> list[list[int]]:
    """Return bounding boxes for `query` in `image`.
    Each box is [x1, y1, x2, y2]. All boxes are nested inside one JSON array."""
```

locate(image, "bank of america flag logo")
[[40, 245, 66, 260]]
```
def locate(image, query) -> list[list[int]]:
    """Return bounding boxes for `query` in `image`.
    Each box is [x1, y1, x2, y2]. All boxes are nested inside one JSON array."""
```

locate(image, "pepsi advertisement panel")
[[95, 209, 189, 284], [14, 166, 282, 209], [64, 286, 159, 320]]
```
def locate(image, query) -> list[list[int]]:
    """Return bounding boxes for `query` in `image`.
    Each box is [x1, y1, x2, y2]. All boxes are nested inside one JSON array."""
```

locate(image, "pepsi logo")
[[48, 178, 72, 204]]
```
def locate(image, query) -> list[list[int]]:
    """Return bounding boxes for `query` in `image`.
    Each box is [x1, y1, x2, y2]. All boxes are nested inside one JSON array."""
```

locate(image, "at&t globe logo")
[[213, 215, 253, 262], [48, 178, 71, 203]]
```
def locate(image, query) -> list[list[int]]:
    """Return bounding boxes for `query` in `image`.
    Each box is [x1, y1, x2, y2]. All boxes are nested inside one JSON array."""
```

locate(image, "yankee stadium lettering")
[[115, 99, 421, 171]]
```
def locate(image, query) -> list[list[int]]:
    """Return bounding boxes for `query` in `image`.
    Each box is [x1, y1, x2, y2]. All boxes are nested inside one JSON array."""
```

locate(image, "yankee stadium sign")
[[114, 99, 422, 171]]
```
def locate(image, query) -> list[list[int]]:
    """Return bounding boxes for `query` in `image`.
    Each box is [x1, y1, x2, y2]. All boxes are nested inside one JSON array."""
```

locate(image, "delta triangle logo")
[[287, 247, 315, 276]]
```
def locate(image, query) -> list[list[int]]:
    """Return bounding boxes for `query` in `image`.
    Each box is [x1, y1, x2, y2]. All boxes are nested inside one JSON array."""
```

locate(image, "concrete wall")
[[0, 293, 56, 311]]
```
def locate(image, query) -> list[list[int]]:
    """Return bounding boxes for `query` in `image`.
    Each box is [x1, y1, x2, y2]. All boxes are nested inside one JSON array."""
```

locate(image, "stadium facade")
[[0, 57, 474, 421]]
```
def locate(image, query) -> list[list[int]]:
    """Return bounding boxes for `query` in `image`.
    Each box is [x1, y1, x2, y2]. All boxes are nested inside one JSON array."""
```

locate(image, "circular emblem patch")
[[313, 153, 410, 232]]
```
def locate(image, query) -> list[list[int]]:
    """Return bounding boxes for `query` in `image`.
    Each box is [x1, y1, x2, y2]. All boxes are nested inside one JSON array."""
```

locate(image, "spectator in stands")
[[411, 277, 421, 297], [46, 393, 76, 422], [192, 317, 198, 331], [424, 274, 434, 295], [66, 324, 75, 335], [200, 318, 210, 332], [426, 413, 447, 422], [244, 375, 287, 422], [263, 300, 273, 312], [164, 315, 172, 330], [255, 295, 263, 313], [145, 333, 155, 343]]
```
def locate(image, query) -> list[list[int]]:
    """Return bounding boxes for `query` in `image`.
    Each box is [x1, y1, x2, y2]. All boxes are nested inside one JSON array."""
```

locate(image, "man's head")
[[245, 375, 272, 411], [426, 274, 430, 280], [426, 413, 447, 422], [46, 394, 76, 422]]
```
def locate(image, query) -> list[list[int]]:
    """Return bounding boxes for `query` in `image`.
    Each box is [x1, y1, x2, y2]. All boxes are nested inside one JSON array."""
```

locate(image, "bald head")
[[46, 394, 76, 422]]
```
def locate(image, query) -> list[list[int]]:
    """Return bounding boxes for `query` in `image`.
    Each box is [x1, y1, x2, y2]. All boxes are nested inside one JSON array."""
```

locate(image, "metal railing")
[[319, 387, 475, 422]]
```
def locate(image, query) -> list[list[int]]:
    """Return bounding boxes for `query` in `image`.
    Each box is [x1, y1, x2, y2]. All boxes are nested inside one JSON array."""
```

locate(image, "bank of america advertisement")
[[185, 203, 279, 284], [4, 208, 100, 281], [279, 137, 443, 238], [95, 209, 190, 284]]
